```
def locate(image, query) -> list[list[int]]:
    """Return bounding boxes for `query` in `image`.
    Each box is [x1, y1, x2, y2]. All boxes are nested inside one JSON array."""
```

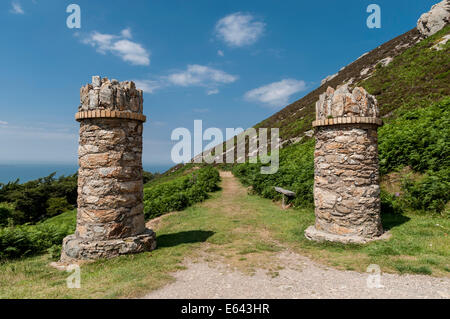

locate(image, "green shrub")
[[402, 168, 450, 214], [233, 139, 314, 208], [143, 167, 220, 219], [143, 171, 161, 184], [380, 190, 402, 215], [0, 210, 76, 260], [46, 197, 73, 217], [233, 98, 449, 214], [0, 202, 16, 227], [0, 173, 77, 224], [0, 225, 65, 260], [378, 98, 450, 174]]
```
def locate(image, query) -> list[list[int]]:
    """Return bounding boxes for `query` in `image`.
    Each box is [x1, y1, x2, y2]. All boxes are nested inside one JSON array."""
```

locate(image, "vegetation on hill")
[[233, 139, 314, 207], [252, 26, 449, 142], [0, 173, 77, 226], [1, 172, 448, 298], [362, 25, 450, 115], [233, 98, 449, 215], [0, 169, 163, 227], [0, 169, 169, 261], [144, 166, 221, 219], [254, 28, 423, 141], [0, 210, 76, 260], [232, 26, 450, 216]]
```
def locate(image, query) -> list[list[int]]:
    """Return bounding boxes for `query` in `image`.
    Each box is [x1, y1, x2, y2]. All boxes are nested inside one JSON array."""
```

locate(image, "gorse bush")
[[143, 166, 220, 219]]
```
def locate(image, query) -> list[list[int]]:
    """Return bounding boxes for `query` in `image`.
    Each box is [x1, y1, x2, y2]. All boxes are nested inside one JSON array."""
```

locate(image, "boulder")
[[417, 0, 450, 37]]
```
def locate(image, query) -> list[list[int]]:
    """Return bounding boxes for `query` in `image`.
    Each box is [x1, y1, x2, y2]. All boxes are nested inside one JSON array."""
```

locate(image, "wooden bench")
[[274, 187, 296, 209]]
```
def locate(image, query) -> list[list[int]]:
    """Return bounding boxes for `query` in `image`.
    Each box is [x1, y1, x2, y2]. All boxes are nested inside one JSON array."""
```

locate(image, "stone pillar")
[[305, 85, 386, 244], [60, 76, 156, 261]]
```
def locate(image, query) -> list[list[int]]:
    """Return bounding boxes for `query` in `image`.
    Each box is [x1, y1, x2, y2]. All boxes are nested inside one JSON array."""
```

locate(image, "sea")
[[0, 163, 172, 184]]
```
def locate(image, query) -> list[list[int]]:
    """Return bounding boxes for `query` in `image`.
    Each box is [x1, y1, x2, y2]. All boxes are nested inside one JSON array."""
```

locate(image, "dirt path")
[[143, 171, 450, 299]]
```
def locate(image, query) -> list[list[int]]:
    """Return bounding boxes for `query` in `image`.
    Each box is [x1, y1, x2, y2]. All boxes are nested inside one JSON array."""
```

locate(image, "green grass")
[[41, 210, 77, 228]]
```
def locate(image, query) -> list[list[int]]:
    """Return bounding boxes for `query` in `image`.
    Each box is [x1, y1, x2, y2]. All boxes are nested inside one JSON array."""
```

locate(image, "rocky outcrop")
[[417, 0, 450, 37], [306, 86, 384, 244], [432, 34, 450, 50], [321, 73, 338, 86]]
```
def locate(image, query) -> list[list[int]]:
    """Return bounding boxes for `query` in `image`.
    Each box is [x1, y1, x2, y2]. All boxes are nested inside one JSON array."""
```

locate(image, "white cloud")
[[133, 80, 161, 93], [244, 79, 307, 108], [135, 64, 236, 95], [0, 121, 8, 125], [120, 28, 132, 39], [217, 50, 224, 57], [10, 1, 24, 14], [215, 12, 265, 47], [207, 88, 219, 95], [82, 28, 150, 66], [166, 64, 237, 87]]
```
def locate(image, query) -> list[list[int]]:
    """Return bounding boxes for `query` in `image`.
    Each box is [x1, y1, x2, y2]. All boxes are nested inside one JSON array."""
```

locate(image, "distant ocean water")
[[0, 163, 172, 184]]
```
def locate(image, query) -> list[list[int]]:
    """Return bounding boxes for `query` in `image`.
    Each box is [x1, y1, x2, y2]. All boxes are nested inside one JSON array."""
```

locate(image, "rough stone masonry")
[[305, 85, 387, 244], [60, 76, 156, 261]]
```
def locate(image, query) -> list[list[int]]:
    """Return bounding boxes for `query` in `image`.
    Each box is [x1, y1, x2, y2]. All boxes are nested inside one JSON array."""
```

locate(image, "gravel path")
[[143, 251, 449, 299]]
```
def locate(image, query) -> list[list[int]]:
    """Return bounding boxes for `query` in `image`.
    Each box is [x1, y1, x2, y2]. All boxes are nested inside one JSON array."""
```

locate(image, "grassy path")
[[0, 171, 448, 298]]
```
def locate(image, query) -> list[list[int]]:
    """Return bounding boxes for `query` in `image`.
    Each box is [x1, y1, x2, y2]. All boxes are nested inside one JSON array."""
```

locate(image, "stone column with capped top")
[[305, 84, 387, 244], [60, 76, 156, 261]]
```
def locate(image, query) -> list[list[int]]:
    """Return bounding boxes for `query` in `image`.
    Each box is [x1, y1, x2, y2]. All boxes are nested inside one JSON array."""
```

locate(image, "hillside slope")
[[256, 28, 423, 141]]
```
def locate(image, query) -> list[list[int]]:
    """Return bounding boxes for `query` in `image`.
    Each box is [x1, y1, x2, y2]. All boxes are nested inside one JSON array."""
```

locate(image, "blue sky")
[[0, 0, 438, 166]]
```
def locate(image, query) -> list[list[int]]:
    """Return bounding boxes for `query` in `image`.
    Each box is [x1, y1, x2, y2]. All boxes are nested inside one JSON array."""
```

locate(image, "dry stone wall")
[[60, 76, 156, 262], [305, 85, 386, 244]]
